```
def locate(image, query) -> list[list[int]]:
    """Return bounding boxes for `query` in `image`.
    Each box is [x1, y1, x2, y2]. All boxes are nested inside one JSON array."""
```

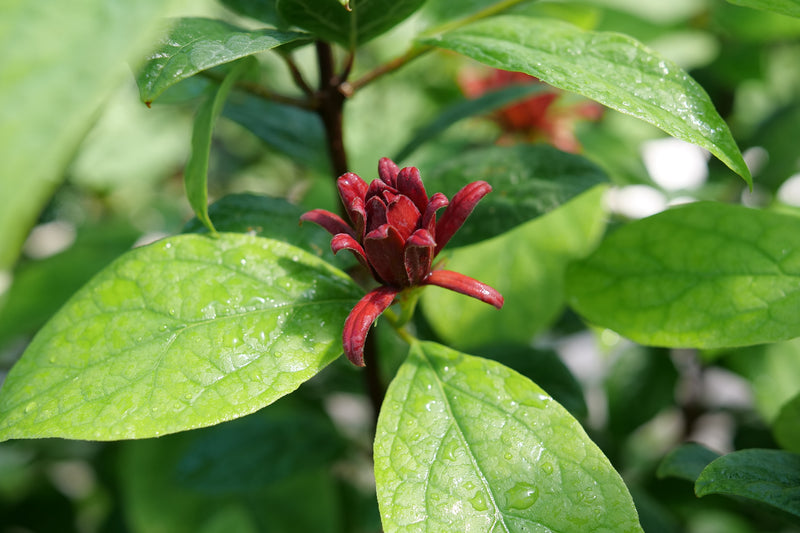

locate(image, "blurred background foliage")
[[1, 0, 800, 531]]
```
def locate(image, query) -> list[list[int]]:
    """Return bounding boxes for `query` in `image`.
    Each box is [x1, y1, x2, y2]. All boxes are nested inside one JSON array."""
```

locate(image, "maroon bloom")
[[301, 158, 503, 366]]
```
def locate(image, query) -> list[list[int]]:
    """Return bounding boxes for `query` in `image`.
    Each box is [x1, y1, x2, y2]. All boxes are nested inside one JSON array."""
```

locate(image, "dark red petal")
[[404, 229, 436, 286], [343, 286, 399, 366], [364, 224, 408, 286], [331, 233, 369, 270], [422, 192, 449, 235], [378, 157, 399, 187], [366, 176, 397, 203], [424, 269, 504, 309], [386, 194, 421, 242], [435, 181, 492, 255], [337, 173, 368, 234], [365, 196, 388, 234], [300, 209, 356, 239], [396, 167, 428, 214]]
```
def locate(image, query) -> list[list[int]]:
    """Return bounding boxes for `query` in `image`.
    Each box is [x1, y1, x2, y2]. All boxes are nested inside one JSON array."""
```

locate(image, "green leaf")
[[136, 17, 309, 104], [0, 0, 186, 270], [423, 16, 751, 185], [422, 185, 607, 350], [223, 93, 329, 172], [423, 144, 609, 248], [695, 449, 800, 519], [374, 341, 643, 532], [394, 84, 549, 162], [276, 0, 426, 46], [0, 233, 361, 441], [220, 0, 287, 26], [774, 393, 800, 453], [186, 60, 251, 234], [657, 443, 721, 482], [567, 202, 800, 348], [727, 0, 800, 17]]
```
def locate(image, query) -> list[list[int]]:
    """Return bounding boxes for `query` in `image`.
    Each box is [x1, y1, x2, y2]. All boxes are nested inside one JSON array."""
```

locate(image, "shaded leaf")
[[186, 59, 252, 233], [220, 0, 287, 26], [0, 233, 360, 441], [727, 0, 800, 18], [422, 186, 607, 350], [374, 341, 643, 532], [0, 0, 184, 269], [423, 16, 751, 184], [136, 17, 309, 104], [276, 0, 426, 46], [567, 202, 800, 348], [695, 449, 800, 519], [657, 443, 721, 482], [423, 144, 609, 247], [394, 84, 549, 162], [774, 393, 800, 453]]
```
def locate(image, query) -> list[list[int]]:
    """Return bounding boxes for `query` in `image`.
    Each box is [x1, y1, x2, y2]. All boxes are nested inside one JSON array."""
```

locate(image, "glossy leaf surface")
[[136, 17, 308, 104], [424, 16, 751, 184], [422, 186, 607, 350], [423, 144, 609, 247], [374, 341, 643, 532], [567, 203, 800, 348], [276, 0, 426, 46], [0, 234, 360, 441], [774, 393, 800, 453], [695, 449, 800, 519], [727, 0, 800, 17]]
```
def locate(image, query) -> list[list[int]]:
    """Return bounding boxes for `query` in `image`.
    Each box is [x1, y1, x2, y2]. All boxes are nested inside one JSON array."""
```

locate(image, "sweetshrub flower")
[[301, 158, 503, 366]]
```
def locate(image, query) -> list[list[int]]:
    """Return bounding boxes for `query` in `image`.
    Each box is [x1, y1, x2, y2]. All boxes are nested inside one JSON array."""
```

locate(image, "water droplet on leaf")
[[505, 482, 539, 510]]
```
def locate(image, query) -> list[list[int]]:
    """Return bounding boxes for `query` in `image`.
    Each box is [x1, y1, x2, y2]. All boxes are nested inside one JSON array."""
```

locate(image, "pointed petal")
[[365, 196, 388, 234], [343, 286, 399, 366], [331, 233, 369, 270], [435, 181, 492, 255], [337, 173, 368, 234], [404, 229, 435, 285], [378, 157, 399, 187], [365, 224, 408, 286], [396, 166, 428, 214], [386, 194, 421, 242], [424, 269, 504, 309], [300, 209, 356, 239], [422, 192, 449, 235]]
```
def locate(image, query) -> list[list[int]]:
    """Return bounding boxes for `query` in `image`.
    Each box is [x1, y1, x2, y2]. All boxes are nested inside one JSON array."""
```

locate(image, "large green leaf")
[[276, 0, 426, 46], [423, 16, 751, 185], [186, 59, 252, 233], [422, 186, 607, 350], [423, 144, 609, 248], [695, 449, 800, 520], [727, 0, 800, 17], [0, 233, 361, 441], [220, 0, 287, 26], [0, 0, 188, 270], [567, 202, 800, 348], [374, 341, 643, 532], [774, 393, 800, 453], [136, 17, 309, 104]]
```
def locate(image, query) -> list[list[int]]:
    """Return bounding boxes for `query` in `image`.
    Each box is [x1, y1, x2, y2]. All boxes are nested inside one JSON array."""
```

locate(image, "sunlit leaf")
[[774, 393, 800, 453], [657, 443, 721, 482], [136, 17, 309, 104], [568, 202, 800, 348], [727, 0, 800, 18], [0, 233, 360, 441], [423, 16, 751, 185], [423, 144, 609, 247], [374, 341, 643, 532], [695, 449, 800, 519], [422, 186, 607, 350], [186, 59, 252, 234]]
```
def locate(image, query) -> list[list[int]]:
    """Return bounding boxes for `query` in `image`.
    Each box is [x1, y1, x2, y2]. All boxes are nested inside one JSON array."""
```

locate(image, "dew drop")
[[442, 439, 459, 462], [24, 401, 37, 414], [505, 482, 539, 510], [541, 462, 554, 475], [469, 491, 489, 512]]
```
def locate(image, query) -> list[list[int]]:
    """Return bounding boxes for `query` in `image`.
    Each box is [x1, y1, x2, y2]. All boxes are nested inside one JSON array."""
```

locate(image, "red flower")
[[301, 158, 503, 366]]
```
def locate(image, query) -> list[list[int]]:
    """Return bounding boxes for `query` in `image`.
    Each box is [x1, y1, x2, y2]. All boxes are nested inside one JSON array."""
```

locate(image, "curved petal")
[[331, 233, 369, 270], [404, 229, 435, 286], [424, 269, 504, 309], [396, 166, 428, 214], [386, 195, 421, 242], [337, 173, 368, 235], [435, 181, 492, 255], [300, 209, 356, 239], [343, 286, 400, 366], [366, 176, 397, 203], [365, 196, 388, 234], [378, 157, 399, 187], [422, 192, 449, 236], [365, 224, 408, 286]]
